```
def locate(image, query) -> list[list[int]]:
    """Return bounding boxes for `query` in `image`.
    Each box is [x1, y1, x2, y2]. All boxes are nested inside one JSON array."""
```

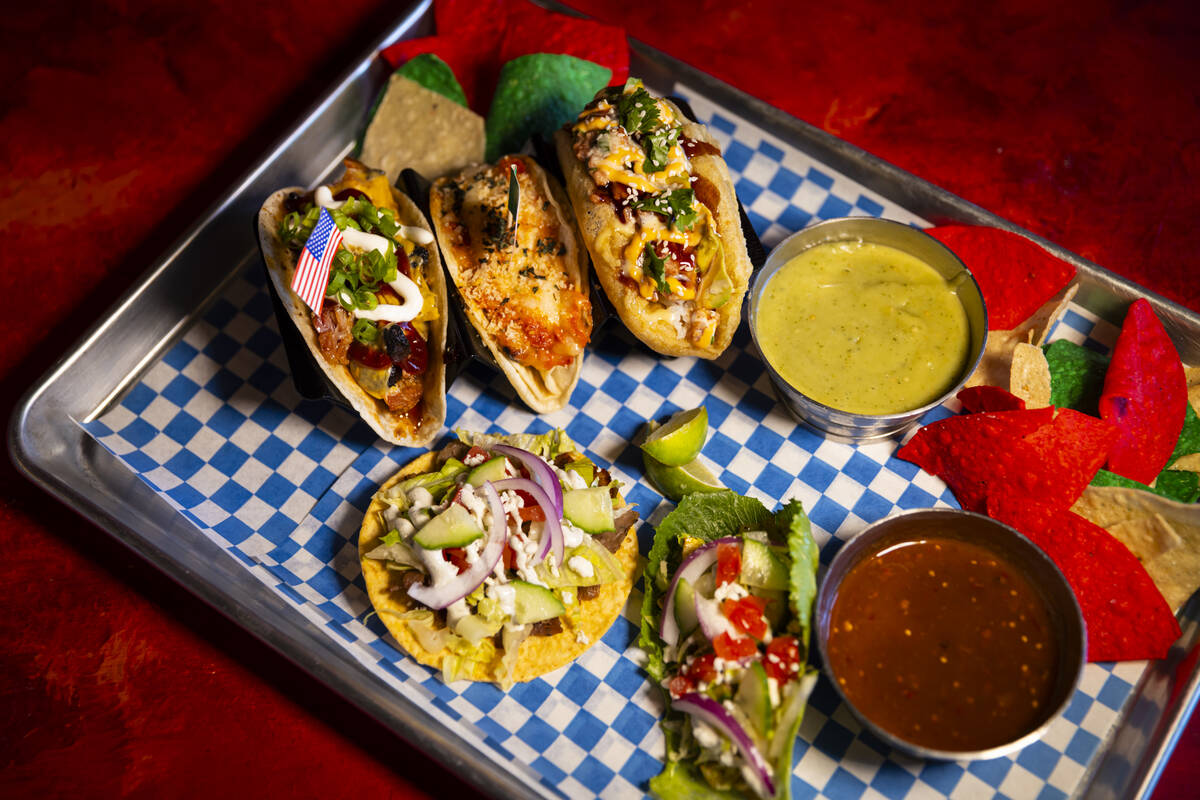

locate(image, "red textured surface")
[[3, 0, 1198, 797]]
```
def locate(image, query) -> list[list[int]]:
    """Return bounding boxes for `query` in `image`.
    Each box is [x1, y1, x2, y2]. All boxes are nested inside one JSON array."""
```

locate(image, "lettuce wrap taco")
[[640, 492, 819, 799], [359, 430, 638, 686]]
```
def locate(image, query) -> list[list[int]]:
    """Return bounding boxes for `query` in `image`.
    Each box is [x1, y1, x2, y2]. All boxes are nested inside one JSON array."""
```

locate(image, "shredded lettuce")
[[639, 491, 819, 800], [454, 428, 577, 460]]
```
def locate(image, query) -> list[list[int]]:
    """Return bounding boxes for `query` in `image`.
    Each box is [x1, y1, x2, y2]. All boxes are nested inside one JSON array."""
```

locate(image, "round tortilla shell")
[[359, 453, 639, 683], [257, 186, 447, 446], [553, 102, 753, 359], [428, 157, 589, 414]]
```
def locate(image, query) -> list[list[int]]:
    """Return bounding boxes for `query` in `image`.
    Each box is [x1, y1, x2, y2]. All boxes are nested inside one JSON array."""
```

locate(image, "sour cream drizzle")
[[314, 185, 431, 323]]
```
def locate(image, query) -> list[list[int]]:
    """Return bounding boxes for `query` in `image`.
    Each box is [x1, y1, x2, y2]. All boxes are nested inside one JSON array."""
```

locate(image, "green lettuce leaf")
[[640, 491, 818, 800], [453, 428, 578, 460]]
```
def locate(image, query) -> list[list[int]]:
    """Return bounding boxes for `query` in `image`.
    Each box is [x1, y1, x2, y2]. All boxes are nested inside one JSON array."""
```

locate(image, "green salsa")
[[755, 240, 970, 415]]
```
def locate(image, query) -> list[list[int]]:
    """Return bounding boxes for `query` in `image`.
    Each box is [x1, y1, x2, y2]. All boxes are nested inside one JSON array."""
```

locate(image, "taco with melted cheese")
[[258, 158, 447, 445], [555, 80, 753, 358], [429, 155, 592, 412], [358, 430, 639, 686]]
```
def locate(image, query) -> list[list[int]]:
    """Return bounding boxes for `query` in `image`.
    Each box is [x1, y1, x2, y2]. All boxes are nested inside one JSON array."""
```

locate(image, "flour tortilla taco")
[[555, 80, 753, 358], [359, 430, 639, 686], [429, 155, 592, 413], [258, 158, 447, 445]]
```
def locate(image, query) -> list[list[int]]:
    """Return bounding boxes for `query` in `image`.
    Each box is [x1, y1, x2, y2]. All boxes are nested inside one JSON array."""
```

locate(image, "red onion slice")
[[407, 481, 507, 610], [492, 444, 563, 517], [660, 536, 742, 647], [672, 693, 775, 799], [492, 477, 564, 566]]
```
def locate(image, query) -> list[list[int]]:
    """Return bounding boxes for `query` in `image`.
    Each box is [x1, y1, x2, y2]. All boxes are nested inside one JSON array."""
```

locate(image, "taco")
[[429, 155, 592, 412], [359, 430, 639, 686], [554, 80, 753, 358], [258, 158, 448, 445], [640, 492, 819, 800]]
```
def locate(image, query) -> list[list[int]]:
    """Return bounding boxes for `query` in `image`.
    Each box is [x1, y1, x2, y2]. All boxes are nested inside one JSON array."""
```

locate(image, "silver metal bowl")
[[814, 508, 1086, 761], [748, 217, 988, 442]]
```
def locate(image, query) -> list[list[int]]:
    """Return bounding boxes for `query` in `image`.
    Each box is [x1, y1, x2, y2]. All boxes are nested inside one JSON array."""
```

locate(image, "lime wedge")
[[643, 451, 724, 502], [640, 406, 708, 467]]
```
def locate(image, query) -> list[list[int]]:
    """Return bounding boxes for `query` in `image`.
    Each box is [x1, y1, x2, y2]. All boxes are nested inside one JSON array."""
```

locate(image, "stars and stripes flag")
[[291, 207, 342, 313]]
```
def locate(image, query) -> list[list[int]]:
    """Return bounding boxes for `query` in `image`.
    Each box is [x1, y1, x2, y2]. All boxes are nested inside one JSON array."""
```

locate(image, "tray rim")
[[9, 1, 1200, 798]]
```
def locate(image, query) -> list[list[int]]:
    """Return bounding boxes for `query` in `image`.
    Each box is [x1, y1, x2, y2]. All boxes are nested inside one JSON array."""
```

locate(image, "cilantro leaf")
[[617, 86, 660, 134], [643, 244, 671, 294], [632, 188, 700, 231], [642, 126, 679, 173]]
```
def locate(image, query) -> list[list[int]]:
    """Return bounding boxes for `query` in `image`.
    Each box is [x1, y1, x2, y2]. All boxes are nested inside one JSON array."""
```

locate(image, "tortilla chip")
[[957, 385, 1025, 414], [359, 74, 486, 184], [485, 54, 612, 161], [359, 451, 638, 686], [898, 407, 1117, 513], [989, 493, 1181, 661], [1010, 342, 1052, 408], [1044, 339, 1108, 416], [1187, 365, 1200, 416], [381, 34, 496, 111], [1072, 485, 1200, 611], [1171, 453, 1200, 473], [1099, 299, 1188, 484], [965, 283, 1078, 388], [927, 226, 1077, 330]]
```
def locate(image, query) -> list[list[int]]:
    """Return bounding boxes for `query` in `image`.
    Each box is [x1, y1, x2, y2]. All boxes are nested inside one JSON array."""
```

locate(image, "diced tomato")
[[519, 504, 546, 522], [764, 636, 801, 683], [682, 652, 718, 684], [722, 596, 768, 640], [713, 631, 757, 661], [667, 675, 694, 699], [716, 542, 741, 587], [502, 543, 517, 571], [466, 446, 490, 462], [444, 547, 469, 574]]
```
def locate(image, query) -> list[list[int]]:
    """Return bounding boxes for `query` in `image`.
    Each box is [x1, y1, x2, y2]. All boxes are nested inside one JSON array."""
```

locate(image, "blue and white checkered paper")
[[81, 83, 1150, 799]]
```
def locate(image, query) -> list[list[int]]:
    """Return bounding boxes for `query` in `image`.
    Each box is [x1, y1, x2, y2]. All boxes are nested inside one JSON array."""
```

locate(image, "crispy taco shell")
[[358, 452, 638, 683], [429, 156, 591, 413], [257, 161, 448, 446], [554, 101, 753, 359]]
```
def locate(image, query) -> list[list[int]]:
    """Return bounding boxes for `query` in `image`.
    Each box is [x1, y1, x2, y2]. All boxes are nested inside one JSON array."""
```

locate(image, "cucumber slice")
[[740, 537, 789, 590], [562, 487, 614, 533], [509, 580, 566, 624], [673, 577, 699, 639], [734, 661, 773, 739], [467, 456, 508, 487], [412, 503, 483, 550]]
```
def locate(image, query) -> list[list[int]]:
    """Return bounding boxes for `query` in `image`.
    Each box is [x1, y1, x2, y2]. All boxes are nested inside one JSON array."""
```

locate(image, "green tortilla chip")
[[485, 53, 612, 161], [1091, 468, 1200, 504], [1043, 339, 1108, 416], [1168, 402, 1200, 468], [397, 53, 468, 107]]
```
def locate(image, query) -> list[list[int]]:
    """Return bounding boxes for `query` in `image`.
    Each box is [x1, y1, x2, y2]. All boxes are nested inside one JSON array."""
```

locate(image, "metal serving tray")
[[11, 1, 1200, 797]]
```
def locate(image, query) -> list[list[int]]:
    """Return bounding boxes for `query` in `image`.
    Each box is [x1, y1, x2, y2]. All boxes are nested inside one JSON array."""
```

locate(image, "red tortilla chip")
[[957, 385, 1026, 413], [927, 225, 1076, 330], [897, 407, 1055, 512], [1099, 298, 1187, 484], [899, 407, 1116, 512], [498, 3, 629, 87], [380, 34, 497, 111], [987, 494, 1180, 661]]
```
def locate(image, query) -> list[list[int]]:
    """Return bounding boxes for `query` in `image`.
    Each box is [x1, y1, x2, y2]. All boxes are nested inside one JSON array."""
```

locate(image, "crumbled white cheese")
[[407, 486, 434, 510], [692, 720, 720, 749], [575, 630, 590, 645], [488, 583, 516, 617], [567, 555, 594, 579], [714, 580, 749, 603], [561, 520, 585, 549], [464, 451, 487, 467], [561, 590, 575, 606]]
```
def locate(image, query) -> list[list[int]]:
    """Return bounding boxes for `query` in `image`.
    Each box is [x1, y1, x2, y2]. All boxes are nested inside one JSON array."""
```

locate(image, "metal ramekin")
[[814, 509, 1086, 761], [748, 217, 987, 442]]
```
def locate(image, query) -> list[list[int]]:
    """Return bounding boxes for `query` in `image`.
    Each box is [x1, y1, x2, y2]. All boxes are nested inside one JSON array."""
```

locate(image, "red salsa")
[[826, 535, 1059, 751]]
